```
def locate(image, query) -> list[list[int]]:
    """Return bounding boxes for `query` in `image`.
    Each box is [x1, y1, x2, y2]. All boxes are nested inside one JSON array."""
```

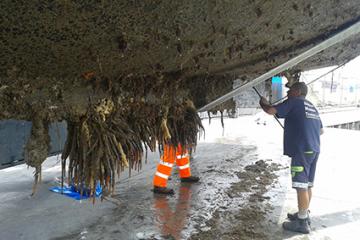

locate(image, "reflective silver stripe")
[[292, 182, 309, 189], [155, 172, 169, 179], [176, 154, 189, 159], [305, 106, 317, 113], [304, 101, 314, 108], [159, 160, 173, 168], [178, 164, 190, 170], [305, 112, 320, 120]]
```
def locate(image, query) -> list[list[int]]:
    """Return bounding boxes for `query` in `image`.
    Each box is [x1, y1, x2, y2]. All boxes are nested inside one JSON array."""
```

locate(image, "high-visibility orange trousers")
[[153, 144, 191, 188]]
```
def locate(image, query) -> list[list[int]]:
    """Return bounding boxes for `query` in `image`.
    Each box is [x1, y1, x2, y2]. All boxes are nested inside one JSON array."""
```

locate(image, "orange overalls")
[[153, 144, 191, 188]]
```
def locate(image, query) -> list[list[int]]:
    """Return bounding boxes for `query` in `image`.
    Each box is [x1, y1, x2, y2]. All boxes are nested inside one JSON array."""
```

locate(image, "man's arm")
[[259, 97, 277, 115]]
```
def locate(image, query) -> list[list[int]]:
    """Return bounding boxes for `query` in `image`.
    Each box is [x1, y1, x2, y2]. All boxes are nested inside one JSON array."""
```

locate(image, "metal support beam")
[[198, 20, 360, 112]]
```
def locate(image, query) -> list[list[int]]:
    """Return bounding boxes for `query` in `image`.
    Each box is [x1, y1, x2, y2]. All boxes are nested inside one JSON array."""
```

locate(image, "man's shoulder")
[[286, 97, 306, 109], [303, 99, 320, 111], [294, 97, 319, 110]]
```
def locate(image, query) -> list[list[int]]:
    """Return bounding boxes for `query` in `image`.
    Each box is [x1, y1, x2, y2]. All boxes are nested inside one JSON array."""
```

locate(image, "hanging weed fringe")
[[62, 107, 143, 201], [59, 99, 203, 202], [24, 114, 50, 196]]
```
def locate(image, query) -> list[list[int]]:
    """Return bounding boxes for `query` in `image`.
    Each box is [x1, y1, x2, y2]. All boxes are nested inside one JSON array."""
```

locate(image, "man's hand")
[[259, 96, 277, 115]]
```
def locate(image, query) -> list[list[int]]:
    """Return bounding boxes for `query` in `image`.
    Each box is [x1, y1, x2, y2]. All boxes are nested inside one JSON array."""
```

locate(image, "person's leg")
[[288, 153, 318, 224], [297, 188, 310, 219], [288, 189, 311, 222], [308, 187, 312, 204], [283, 186, 311, 234], [153, 145, 176, 194], [176, 144, 199, 183], [288, 151, 317, 216], [283, 153, 311, 233], [306, 152, 319, 212]]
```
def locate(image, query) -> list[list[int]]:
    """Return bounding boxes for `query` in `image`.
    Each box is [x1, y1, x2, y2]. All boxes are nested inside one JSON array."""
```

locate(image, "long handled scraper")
[[252, 87, 284, 129]]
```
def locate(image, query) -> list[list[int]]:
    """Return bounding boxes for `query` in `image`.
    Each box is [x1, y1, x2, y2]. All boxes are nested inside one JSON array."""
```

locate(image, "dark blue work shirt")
[[274, 96, 322, 157]]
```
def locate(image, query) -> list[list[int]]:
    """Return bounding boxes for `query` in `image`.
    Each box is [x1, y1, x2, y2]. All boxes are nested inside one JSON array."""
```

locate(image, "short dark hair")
[[291, 82, 308, 96]]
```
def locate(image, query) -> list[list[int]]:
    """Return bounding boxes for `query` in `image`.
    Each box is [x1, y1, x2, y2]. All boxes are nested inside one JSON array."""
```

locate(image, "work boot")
[[180, 176, 200, 183], [282, 218, 310, 234], [287, 211, 311, 225], [153, 186, 174, 195]]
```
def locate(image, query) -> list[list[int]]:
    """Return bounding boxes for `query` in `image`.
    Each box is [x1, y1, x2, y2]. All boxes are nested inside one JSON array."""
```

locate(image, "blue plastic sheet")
[[49, 182, 102, 200]]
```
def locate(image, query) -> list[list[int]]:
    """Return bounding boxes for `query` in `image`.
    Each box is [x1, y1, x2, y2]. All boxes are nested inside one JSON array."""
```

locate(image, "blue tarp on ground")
[[49, 183, 102, 200]]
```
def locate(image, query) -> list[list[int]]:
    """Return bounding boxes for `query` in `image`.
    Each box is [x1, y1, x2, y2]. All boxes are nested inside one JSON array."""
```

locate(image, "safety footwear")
[[153, 186, 174, 195], [287, 212, 311, 225], [180, 176, 200, 183], [283, 218, 310, 234]]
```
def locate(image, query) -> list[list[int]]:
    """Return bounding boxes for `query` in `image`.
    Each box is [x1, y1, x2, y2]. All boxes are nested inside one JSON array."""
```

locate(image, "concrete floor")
[[0, 113, 360, 240]]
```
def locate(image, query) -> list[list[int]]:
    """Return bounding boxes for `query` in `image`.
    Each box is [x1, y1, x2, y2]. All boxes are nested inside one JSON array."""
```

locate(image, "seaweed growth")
[[24, 114, 51, 195], [61, 99, 143, 200], [166, 99, 204, 147], [58, 97, 203, 201]]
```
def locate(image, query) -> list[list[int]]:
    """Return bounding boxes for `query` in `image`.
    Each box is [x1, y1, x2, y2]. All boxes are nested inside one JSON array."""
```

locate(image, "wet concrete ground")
[[1, 114, 360, 240]]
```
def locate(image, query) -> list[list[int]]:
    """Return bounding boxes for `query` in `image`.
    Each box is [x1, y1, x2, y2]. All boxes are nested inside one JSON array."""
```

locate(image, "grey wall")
[[0, 121, 67, 169]]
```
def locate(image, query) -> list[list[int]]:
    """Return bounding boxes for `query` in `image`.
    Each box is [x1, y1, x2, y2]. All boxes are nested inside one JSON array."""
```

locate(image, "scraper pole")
[[252, 87, 284, 129]]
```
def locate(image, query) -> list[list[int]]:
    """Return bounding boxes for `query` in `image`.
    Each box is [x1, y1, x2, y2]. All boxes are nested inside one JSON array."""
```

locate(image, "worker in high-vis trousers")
[[153, 144, 199, 194]]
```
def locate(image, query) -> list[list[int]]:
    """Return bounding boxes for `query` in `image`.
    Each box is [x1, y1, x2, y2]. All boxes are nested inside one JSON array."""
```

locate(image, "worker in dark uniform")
[[259, 82, 323, 234]]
